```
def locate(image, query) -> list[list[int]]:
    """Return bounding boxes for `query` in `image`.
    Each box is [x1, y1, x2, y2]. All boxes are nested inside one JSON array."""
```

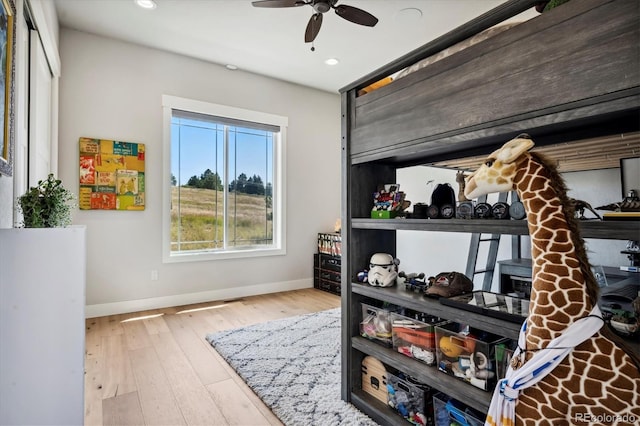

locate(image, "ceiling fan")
[[251, 0, 378, 47]]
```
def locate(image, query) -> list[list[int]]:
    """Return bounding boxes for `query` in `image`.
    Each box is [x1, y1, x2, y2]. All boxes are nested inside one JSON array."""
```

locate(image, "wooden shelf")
[[352, 283, 522, 340], [352, 218, 638, 240], [352, 337, 493, 413], [351, 390, 407, 426]]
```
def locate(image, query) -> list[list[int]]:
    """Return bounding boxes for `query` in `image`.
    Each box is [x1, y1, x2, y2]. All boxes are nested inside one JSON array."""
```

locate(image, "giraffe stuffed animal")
[[465, 135, 640, 426]]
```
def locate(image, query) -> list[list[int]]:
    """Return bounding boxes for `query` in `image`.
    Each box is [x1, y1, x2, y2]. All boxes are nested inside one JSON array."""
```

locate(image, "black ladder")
[[465, 192, 509, 290]]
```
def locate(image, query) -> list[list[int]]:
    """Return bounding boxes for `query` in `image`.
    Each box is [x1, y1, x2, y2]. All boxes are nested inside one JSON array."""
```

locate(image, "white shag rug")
[[206, 308, 378, 426]]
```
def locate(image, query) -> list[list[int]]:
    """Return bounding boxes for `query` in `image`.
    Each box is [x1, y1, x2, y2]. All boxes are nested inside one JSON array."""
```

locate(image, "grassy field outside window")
[[162, 95, 287, 262]]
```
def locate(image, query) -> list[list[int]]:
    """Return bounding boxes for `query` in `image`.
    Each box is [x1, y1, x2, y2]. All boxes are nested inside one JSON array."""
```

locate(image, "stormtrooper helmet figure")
[[368, 253, 399, 287]]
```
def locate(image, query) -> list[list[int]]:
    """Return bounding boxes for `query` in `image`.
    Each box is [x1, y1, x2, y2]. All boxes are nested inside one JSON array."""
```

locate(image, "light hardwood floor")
[[85, 288, 341, 426]]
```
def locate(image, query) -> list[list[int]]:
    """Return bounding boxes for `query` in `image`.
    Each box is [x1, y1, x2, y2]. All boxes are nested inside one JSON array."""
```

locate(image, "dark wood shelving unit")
[[340, 0, 639, 424], [352, 218, 637, 240]]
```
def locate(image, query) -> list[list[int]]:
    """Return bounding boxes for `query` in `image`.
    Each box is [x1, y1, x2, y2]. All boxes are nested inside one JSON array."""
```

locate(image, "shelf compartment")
[[352, 336, 492, 413], [352, 218, 638, 240], [352, 283, 522, 340], [351, 390, 407, 426]]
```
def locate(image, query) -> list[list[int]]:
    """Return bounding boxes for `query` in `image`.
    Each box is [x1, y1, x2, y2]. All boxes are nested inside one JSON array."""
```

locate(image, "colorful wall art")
[[79, 137, 145, 210]]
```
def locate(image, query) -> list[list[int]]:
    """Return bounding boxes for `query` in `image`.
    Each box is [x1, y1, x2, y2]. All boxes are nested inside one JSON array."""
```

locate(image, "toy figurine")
[[398, 271, 427, 292], [465, 134, 640, 425], [367, 253, 400, 287]]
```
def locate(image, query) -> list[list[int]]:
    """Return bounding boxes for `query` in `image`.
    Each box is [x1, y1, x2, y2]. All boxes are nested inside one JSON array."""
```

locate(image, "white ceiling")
[[53, 0, 534, 93]]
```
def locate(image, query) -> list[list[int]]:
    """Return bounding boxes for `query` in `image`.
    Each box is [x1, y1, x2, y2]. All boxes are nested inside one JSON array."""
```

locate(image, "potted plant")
[[17, 174, 76, 227]]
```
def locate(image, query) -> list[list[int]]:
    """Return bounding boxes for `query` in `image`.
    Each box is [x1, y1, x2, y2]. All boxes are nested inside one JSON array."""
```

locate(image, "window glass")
[[163, 96, 286, 262]]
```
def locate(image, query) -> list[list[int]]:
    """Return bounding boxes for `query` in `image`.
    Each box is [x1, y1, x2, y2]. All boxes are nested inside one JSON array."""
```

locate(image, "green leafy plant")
[[17, 174, 76, 228]]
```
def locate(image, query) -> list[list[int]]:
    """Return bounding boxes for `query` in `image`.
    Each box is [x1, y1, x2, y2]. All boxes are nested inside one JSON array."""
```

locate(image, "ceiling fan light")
[[313, 2, 331, 14], [135, 0, 157, 10], [325, 58, 339, 66]]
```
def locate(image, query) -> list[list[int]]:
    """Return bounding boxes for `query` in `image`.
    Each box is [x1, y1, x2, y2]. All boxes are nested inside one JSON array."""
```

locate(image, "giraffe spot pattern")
[[517, 336, 640, 425], [470, 148, 640, 424]]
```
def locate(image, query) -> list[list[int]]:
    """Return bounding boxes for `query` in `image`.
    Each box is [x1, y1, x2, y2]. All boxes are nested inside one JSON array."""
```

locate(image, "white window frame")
[[162, 95, 287, 263]]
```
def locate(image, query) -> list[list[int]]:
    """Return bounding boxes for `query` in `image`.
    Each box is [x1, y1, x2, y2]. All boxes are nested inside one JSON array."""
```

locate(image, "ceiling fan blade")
[[304, 13, 323, 43], [251, 0, 303, 8], [334, 4, 378, 27]]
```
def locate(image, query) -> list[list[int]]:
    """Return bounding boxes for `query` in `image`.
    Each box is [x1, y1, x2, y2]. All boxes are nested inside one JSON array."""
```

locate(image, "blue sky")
[[171, 117, 274, 187]]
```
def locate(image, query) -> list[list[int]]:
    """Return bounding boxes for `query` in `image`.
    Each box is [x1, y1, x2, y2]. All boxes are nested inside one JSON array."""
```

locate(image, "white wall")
[[564, 167, 629, 268], [396, 166, 513, 291], [397, 165, 630, 292], [58, 29, 341, 316]]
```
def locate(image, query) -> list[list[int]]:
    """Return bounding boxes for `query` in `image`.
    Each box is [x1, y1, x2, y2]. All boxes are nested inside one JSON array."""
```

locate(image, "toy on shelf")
[[465, 134, 640, 424], [392, 312, 443, 366], [367, 253, 400, 287], [424, 272, 473, 298], [399, 271, 427, 292], [435, 322, 505, 391], [429, 183, 456, 219], [372, 184, 411, 219], [361, 356, 389, 404], [386, 372, 431, 425], [455, 171, 470, 203], [360, 303, 399, 346], [569, 198, 602, 220]]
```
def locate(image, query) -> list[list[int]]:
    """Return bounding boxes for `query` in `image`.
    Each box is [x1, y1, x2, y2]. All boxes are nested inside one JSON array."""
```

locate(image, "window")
[[162, 95, 287, 262]]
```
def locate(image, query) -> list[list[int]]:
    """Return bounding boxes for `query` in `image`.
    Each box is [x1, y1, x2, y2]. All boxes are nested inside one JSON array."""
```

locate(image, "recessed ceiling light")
[[325, 58, 339, 66], [395, 7, 422, 22], [135, 0, 157, 10], [225, 64, 238, 71]]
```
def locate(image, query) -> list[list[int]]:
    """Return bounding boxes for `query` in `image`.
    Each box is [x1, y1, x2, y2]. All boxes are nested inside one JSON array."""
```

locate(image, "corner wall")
[[58, 29, 341, 316]]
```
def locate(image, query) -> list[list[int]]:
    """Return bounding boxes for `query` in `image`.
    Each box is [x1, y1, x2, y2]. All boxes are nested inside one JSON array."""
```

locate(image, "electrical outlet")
[[151, 270, 158, 281]]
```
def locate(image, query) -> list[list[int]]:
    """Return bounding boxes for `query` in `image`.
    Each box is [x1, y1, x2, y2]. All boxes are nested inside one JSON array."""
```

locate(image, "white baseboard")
[[85, 278, 313, 318]]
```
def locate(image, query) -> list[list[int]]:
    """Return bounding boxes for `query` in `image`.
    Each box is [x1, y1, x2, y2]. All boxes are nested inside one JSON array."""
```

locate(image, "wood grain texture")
[[150, 332, 226, 425], [84, 357, 104, 425], [163, 313, 231, 386], [84, 288, 340, 425], [100, 334, 137, 399], [129, 346, 186, 425], [123, 319, 154, 351], [348, 0, 639, 166], [207, 379, 273, 426], [102, 391, 144, 426]]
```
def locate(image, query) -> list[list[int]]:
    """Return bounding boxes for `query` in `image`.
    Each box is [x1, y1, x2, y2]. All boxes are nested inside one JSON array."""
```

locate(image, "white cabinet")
[[0, 226, 86, 425]]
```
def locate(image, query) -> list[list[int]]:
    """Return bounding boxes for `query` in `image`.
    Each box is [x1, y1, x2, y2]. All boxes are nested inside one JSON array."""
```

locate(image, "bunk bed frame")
[[339, 0, 639, 422]]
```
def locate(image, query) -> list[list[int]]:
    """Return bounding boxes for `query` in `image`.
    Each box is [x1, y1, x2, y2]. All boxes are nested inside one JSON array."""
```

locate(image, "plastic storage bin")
[[391, 312, 443, 366], [433, 392, 485, 426], [360, 303, 399, 347], [495, 343, 516, 380], [387, 372, 435, 426], [435, 321, 508, 391]]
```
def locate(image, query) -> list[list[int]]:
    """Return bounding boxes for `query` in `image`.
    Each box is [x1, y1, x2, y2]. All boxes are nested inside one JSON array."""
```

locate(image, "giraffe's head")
[[464, 134, 535, 199]]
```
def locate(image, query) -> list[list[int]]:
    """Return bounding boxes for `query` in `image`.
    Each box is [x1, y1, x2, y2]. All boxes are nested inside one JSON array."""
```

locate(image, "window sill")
[[163, 246, 286, 263]]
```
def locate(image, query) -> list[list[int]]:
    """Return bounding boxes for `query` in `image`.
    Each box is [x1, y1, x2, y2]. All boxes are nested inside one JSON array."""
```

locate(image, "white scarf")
[[485, 305, 603, 426]]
